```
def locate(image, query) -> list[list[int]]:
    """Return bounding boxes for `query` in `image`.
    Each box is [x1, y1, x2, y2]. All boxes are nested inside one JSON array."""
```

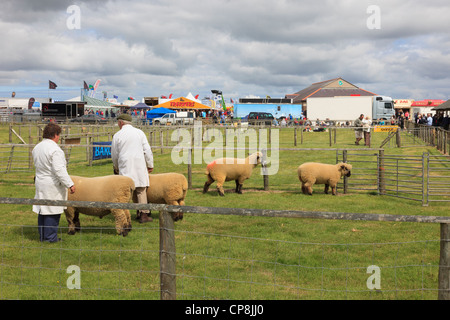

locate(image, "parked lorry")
[[306, 96, 395, 122], [153, 111, 195, 125]]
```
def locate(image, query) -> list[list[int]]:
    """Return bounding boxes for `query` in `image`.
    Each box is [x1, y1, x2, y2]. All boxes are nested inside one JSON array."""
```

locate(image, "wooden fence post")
[[396, 129, 401, 148], [187, 147, 192, 189], [262, 148, 269, 191], [159, 209, 176, 300], [294, 127, 297, 146], [439, 223, 450, 300], [342, 150, 348, 194]]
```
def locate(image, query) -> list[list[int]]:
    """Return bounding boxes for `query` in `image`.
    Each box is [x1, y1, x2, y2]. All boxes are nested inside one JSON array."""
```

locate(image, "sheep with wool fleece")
[[203, 152, 265, 196], [297, 162, 352, 196], [64, 175, 135, 236], [146, 173, 187, 221]]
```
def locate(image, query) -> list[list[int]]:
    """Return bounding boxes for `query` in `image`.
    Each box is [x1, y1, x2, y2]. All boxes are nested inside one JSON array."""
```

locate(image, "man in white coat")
[[111, 113, 154, 223], [33, 123, 75, 242]]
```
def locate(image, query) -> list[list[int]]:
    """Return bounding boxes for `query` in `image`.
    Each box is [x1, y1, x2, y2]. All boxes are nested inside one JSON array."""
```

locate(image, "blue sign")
[[92, 141, 112, 161]]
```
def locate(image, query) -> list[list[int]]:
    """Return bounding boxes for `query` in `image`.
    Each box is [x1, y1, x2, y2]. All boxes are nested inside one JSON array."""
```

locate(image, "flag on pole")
[[49, 80, 57, 89], [83, 81, 89, 90]]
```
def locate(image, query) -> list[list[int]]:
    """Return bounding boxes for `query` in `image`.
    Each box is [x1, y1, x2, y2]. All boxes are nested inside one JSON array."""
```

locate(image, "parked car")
[[247, 112, 274, 125], [153, 112, 195, 125], [70, 114, 108, 123]]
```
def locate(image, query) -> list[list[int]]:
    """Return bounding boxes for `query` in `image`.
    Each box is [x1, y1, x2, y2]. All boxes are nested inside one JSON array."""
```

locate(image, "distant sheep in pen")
[[64, 175, 135, 236], [297, 162, 352, 196], [203, 152, 264, 196]]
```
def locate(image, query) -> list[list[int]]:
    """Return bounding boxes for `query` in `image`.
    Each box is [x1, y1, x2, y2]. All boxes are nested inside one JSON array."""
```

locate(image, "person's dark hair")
[[43, 123, 62, 139]]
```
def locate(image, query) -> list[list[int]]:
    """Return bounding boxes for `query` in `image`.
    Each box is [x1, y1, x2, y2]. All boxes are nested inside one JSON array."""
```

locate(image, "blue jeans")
[[38, 214, 61, 242]]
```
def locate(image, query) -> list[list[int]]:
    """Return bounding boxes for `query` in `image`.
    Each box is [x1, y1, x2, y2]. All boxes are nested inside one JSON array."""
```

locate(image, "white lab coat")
[[111, 124, 153, 188], [32, 139, 74, 215]]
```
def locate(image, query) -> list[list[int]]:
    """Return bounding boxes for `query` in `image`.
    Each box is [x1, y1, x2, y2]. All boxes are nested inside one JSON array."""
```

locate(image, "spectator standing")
[[111, 114, 154, 223], [354, 114, 364, 145], [32, 123, 75, 242], [362, 116, 372, 146], [427, 113, 433, 126]]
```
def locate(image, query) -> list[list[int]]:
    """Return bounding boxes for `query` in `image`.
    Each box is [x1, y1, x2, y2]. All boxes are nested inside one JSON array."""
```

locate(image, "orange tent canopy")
[[155, 97, 211, 110]]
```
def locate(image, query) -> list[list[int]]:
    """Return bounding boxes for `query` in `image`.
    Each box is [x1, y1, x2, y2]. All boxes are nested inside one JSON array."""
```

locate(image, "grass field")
[[0, 123, 448, 300]]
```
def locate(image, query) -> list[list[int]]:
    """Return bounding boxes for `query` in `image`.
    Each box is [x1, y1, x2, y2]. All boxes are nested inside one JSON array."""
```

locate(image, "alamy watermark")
[[66, 265, 81, 289], [367, 5, 381, 30], [366, 265, 381, 290], [66, 5, 81, 30]]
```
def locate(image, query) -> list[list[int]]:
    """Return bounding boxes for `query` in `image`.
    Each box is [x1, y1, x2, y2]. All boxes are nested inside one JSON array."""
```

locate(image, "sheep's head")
[[249, 152, 264, 166], [339, 163, 352, 177]]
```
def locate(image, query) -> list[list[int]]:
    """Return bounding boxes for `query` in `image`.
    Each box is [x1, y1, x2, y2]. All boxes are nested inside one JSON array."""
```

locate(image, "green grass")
[[0, 123, 448, 300]]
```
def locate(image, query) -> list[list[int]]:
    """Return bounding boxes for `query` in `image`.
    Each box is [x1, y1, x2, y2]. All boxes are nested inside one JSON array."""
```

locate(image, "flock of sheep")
[[64, 152, 352, 236]]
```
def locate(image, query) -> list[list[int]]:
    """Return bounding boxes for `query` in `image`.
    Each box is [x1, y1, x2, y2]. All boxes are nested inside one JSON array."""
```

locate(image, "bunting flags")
[[49, 80, 57, 89], [83, 81, 89, 90]]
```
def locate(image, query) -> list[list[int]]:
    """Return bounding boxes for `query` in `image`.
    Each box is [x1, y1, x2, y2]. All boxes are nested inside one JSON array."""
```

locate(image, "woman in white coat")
[[111, 113, 154, 223], [33, 123, 75, 242]]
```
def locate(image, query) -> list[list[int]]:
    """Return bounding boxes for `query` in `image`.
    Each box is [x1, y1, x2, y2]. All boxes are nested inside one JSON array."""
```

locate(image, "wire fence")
[[0, 197, 449, 300]]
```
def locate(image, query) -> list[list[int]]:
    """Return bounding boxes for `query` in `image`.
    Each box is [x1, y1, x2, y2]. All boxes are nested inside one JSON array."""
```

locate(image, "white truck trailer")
[[306, 96, 395, 122]]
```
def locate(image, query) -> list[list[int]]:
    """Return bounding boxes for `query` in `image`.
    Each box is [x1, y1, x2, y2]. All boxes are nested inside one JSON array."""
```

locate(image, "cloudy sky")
[[1, 0, 450, 103]]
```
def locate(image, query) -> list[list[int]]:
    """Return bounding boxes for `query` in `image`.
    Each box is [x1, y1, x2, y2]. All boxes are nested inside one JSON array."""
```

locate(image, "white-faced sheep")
[[64, 175, 135, 236], [146, 173, 188, 221], [297, 162, 352, 196], [203, 152, 264, 196]]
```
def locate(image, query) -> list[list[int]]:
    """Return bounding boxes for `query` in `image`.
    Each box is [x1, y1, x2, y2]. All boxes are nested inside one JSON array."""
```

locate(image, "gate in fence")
[[337, 150, 450, 206]]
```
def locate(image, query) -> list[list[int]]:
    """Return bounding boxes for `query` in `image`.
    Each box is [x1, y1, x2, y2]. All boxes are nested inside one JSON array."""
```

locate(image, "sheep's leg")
[[167, 200, 183, 221], [324, 184, 329, 194], [303, 182, 314, 195], [124, 209, 132, 232], [300, 182, 307, 194], [331, 185, 337, 196], [203, 175, 214, 194], [216, 178, 225, 196], [111, 209, 131, 237], [235, 180, 244, 194]]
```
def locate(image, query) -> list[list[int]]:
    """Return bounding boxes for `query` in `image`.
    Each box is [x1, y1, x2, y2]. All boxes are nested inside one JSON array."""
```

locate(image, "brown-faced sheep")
[[297, 162, 352, 196], [64, 175, 135, 236], [146, 173, 188, 221], [203, 152, 264, 196]]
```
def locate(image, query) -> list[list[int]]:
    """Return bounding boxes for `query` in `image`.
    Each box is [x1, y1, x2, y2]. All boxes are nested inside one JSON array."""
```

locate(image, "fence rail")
[[0, 197, 449, 300]]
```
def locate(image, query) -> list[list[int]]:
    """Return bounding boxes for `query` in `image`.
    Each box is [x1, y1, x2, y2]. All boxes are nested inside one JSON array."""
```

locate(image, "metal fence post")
[[439, 223, 450, 300], [423, 152, 429, 207], [160, 209, 176, 300], [378, 149, 385, 195]]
